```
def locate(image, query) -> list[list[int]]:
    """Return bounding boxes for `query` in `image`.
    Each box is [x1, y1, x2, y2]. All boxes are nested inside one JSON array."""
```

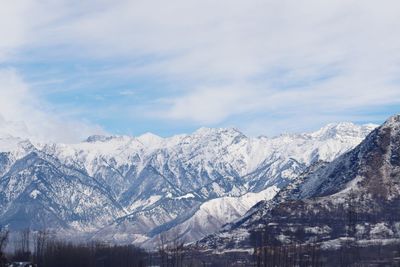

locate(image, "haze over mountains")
[[0, 120, 377, 246]]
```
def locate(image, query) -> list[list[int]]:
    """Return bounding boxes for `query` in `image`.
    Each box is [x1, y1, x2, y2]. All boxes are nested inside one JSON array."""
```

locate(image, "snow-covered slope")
[[143, 185, 279, 245], [197, 115, 400, 250], [0, 122, 376, 245]]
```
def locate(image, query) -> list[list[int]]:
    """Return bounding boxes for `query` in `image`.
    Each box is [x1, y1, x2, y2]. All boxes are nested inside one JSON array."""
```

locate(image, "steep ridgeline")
[[0, 122, 376, 245], [198, 115, 400, 250]]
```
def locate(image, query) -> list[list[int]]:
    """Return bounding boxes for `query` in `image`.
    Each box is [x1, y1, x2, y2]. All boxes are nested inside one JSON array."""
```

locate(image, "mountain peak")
[[383, 114, 400, 128], [309, 122, 377, 140], [193, 127, 245, 137], [137, 132, 163, 147]]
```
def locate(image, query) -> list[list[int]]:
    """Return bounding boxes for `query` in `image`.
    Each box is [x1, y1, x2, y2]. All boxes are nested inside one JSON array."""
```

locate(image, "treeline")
[[250, 227, 322, 267], [0, 227, 8, 267], [33, 241, 147, 267], [1, 228, 209, 267], [0, 228, 148, 267]]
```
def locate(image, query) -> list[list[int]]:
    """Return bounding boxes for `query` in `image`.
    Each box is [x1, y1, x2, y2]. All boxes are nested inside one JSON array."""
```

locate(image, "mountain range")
[[0, 121, 377, 246], [197, 114, 400, 251]]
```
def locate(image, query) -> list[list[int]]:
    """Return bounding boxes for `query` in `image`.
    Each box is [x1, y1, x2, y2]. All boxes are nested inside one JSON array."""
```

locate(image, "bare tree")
[[339, 190, 360, 266], [158, 233, 168, 267], [169, 230, 185, 267], [14, 228, 32, 262], [0, 226, 9, 267], [33, 229, 50, 266], [157, 230, 187, 267]]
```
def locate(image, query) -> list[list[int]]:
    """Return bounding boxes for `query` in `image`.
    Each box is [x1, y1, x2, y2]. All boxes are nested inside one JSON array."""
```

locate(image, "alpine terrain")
[[197, 114, 400, 260], [0, 121, 376, 246]]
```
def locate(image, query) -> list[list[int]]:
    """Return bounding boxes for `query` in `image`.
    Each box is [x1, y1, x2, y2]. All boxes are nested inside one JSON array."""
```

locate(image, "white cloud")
[[42, 1, 400, 125], [0, 2, 32, 61], [1, 0, 400, 136], [157, 85, 261, 124], [0, 69, 105, 143], [0, 2, 107, 142]]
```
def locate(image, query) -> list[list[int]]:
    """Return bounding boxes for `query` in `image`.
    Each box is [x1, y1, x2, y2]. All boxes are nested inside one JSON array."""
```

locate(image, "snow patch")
[[30, 189, 41, 199]]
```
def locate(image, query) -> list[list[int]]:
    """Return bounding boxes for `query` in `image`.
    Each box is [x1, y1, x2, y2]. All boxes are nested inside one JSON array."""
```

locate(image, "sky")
[[0, 0, 400, 142]]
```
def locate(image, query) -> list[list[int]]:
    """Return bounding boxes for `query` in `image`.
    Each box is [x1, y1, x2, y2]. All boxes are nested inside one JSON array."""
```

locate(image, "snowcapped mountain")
[[139, 186, 280, 246], [197, 115, 400, 250], [0, 122, 376, 245]]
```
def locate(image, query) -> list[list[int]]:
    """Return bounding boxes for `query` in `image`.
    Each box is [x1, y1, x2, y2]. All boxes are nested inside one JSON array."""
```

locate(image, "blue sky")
[[0, 1, 399, 142]]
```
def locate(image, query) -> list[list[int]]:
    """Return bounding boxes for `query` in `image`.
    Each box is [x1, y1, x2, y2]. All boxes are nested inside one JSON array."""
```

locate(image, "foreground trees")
[[0, 227, 9, 267], [157, 232, 186, 267], [1, 220, 399, 267], [36, 241, 147, 267], [250, 225, 322, 267], [0, 228, 148, 267]]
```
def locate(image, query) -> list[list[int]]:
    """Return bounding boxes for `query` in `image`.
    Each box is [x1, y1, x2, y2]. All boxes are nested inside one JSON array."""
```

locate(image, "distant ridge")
[[0, 122, 377, 246]]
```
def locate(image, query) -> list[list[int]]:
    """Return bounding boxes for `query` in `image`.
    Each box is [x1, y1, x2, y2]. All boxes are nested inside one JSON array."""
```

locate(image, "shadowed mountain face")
[[0, 151, 125, 232], [198, 115, 400, 250], [0, 123, 376, 245]]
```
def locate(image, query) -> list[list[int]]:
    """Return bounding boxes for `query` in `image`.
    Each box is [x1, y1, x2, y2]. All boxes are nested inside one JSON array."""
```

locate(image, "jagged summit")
[[192, 127, 246, 139], [308, 122, 377, 140], [81, 122, 377, 149], [382, 113, 400, 127], [270, 122, 377, 143], [287, 115, 399, 200]]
